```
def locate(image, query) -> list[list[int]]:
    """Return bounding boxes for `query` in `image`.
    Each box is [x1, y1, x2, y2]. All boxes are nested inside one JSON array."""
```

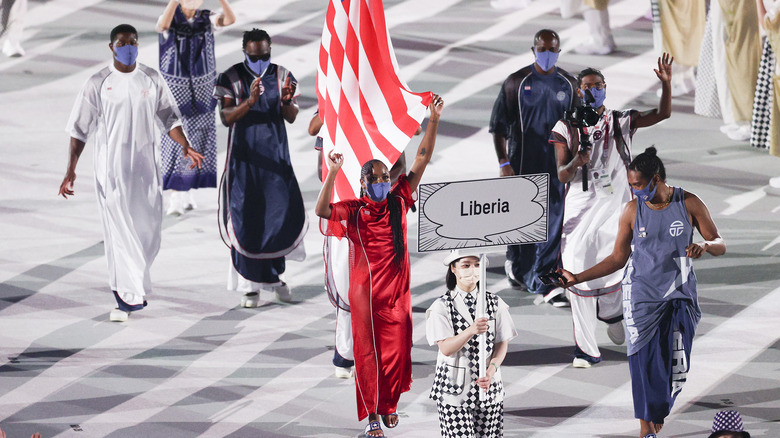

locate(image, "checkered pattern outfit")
[[751, 37, 775, 150], [695, 5, 722, 119], [432, 292, 504, 437]]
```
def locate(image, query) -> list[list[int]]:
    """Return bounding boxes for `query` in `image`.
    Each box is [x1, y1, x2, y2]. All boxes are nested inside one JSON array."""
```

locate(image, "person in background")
[[708, 410, 751, 438], [157, 0, 235, 215], [489, 28, 578, 307]]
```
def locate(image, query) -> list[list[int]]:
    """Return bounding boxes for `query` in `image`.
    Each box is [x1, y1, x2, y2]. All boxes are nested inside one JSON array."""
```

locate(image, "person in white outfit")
[[549, 54, 673, 367], [574, 0, 616, 56], [59, 24, 203, 322], [1, 0, 26, 57]]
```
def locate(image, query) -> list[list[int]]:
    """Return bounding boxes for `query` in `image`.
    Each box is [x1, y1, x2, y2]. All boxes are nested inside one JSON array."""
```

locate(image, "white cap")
[[442, 249, 486, 266]]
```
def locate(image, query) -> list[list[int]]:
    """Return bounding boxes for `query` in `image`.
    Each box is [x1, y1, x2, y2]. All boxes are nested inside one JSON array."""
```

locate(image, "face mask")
[[454, 265, 480, 289], [245, 53, 270, 76], [632, 177, 658, 202], [534, 50, 558, 71], [582, 87, 606, 108], [365, 182, 391, 202], [180, 0, 203, 9], [114, 45, 138, 66]]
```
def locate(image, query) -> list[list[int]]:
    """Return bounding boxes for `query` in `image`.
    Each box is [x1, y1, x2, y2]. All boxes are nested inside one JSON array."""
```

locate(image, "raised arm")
[[407, 94, 444, 192], [634, 52, 673, 129], [58, 137, 86, 198], [216, 0, 236, 27], [157, 0, 179, 32], [684, 191, 726, 258], [315, 151, 344, 219], [560, 200, 635, 286]]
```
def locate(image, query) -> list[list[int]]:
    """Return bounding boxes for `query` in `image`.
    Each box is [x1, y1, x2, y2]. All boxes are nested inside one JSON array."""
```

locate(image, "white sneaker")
[[2, 39, 25, 57], [334, 365, 354, 379], [726, 125, 751, 142], [765, 177, 780, 196], [719, 123, 740, 134], [184, 191, 197, 211], [109, 308, 130, 322], [607, 321, 625, 345], [166, 192, 184, 216], [572, 358, 592, 368], [240, 292, 260, 308], [273, 283, 292, 303]]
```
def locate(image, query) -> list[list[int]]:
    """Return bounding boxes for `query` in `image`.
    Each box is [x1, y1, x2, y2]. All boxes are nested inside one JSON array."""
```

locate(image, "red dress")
[[321, 175, 414, 420]]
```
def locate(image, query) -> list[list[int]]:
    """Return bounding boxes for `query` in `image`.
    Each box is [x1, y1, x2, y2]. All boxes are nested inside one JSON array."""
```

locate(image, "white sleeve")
[[426, 299, 454, 346], [156, 14, 168, 34], [210, 11, 222, 30], [66, 78, 99, 142], [154, 73, 183, 134], [493, 297, 517, 344]]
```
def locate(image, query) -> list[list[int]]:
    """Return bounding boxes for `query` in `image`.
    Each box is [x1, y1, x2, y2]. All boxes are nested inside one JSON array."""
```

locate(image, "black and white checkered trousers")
[[437, 401, 504, 438], [751, 37, 775, 150]]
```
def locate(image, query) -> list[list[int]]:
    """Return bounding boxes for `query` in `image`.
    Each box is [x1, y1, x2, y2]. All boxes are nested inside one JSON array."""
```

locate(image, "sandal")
[[364, 420, 384, 437], [381, 412, 399, 429]]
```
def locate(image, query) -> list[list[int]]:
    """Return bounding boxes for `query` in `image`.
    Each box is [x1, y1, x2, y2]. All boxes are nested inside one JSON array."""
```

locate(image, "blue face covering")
[[365, 182, 391, 202], [114, 45, 138, 66], [583, 87, 606, 108], [632, 177, 658, 202], [245, 53, 270, 76], [534, 50, 558, 72]]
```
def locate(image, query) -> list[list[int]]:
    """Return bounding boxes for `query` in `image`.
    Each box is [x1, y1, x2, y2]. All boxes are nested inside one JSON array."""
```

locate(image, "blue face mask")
[[632, 178, 658, 202], [534, 50, 558, 72], [365, 182, 391, 202], [114, 45, 138, 66], [582, 87, 606, 108], [245, 53, 270, 76]]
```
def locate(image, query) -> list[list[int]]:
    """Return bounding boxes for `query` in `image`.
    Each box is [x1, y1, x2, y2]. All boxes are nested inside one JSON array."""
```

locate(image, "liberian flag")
[[317, 0, 433, 201]]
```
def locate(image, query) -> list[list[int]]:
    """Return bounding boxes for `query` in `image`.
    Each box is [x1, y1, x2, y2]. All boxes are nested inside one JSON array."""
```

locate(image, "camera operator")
[[548, 53, 673, 368]]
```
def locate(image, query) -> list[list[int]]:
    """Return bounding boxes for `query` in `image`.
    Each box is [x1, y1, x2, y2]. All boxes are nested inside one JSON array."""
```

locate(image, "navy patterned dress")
[[159, 6, 218, 190]]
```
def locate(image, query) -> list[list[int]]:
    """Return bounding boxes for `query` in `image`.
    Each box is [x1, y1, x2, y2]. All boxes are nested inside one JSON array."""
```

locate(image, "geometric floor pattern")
[[1, 0, 779, 436]]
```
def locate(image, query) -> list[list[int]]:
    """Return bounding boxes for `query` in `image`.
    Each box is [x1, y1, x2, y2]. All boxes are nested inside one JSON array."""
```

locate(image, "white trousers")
[[568, 289, 623, 358], [328, 236, 353, 361]]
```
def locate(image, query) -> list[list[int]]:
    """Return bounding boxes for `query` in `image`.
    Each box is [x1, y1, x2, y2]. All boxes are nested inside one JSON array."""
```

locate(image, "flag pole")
[[478, 252, 487, 402]]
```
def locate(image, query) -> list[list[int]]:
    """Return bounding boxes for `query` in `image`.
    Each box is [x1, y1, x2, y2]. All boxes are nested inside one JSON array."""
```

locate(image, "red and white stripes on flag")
[[317, 0, 433, 201]]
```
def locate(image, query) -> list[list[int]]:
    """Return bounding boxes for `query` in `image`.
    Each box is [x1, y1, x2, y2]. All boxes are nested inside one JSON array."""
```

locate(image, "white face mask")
[[180, 0, 203, 10], [453, 262, 480, 290]]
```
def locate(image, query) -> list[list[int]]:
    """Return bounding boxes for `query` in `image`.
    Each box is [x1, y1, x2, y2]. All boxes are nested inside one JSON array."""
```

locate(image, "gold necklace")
[[647, 187, 673, 210]]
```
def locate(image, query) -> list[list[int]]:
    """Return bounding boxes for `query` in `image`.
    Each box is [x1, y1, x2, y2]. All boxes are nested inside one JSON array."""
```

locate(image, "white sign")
[[417, 174, 549, 252]]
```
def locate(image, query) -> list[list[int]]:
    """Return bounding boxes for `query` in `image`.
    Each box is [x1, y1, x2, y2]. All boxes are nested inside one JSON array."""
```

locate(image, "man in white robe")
[[58, 24, 203, 322]]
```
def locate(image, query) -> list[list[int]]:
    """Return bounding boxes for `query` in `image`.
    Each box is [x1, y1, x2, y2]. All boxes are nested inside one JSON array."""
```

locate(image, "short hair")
[[534, 29, 559, 44], [577, 67, 605, 87], [110, 24, 137, 43], [242, 28, 271, 49], [628, 146, 667, 182]]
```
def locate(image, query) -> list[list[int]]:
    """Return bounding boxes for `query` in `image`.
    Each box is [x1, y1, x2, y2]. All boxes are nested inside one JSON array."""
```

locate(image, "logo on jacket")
[[669, 220, 685, 237]]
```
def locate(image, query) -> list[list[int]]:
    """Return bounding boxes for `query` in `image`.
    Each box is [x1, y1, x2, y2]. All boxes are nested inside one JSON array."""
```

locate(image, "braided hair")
[[360, 160, 405, 267], [628, 146, 666, 182]]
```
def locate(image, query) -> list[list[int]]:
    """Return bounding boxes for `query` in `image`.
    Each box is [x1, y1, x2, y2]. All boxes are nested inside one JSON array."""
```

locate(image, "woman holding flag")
[[315, 95, 444, 437]]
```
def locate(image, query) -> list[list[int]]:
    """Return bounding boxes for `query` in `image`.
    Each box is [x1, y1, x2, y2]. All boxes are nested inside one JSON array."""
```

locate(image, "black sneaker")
[[548, 294, 570, 308], [504, 260, 529, 291]]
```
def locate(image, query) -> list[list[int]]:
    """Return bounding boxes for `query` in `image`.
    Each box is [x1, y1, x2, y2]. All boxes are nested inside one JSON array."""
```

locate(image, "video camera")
[[563, 89, 600, 191], [565, 89, 600, 129]]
